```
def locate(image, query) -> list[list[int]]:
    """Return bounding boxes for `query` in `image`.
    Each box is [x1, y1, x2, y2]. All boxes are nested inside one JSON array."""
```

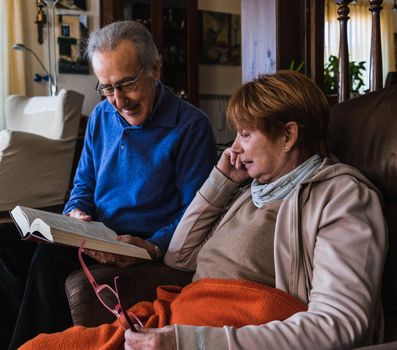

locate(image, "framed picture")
[[199, 10, 241, 66], [57, 0, 87, 11], [57, 14, 89, 74], [61, 24, 71, 37]]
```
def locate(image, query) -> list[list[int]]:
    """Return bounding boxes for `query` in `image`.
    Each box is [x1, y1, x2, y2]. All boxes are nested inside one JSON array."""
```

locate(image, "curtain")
[[324, 0, 396, 93], [0, 0, 26, 130]]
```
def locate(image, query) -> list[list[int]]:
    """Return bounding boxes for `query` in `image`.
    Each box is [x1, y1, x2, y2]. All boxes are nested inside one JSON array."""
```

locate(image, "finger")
[[234, 153, 243, 169], [125, 328, 139, 341], [79, 215, 92, 222], [129, 326, 155, 335], [229, 149, 237, 166], [116, 235, 139, 244], [67, 209, 80, 216], [67, 210, 80, 218], [117, 235, 147, 247], [68, 210, 91, 221], [81, 248, 97, 260], [83, 249, 109, 263], [134, 323, 144, 332], [124, 328, 147, 344], [82, 248, 99, 257], [232, 152, 242, 169], [115, 257, 141, 268], [90, 252, 106, 263], [100, 252, 117, 260]]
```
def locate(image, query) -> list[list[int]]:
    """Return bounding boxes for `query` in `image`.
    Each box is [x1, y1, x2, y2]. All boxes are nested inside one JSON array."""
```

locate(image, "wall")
[[24, 0, 100, 116], [25, 1, 242, 113], [196, 0, 241, 144], [198, 0, 242, 95]]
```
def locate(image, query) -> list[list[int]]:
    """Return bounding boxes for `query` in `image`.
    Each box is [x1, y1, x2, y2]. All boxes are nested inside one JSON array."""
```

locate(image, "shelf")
[[100, 0, 198, 105]]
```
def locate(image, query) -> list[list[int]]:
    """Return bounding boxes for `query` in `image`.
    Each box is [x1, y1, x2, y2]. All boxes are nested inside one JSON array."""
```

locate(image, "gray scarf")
[[251, 154, 322, 208]]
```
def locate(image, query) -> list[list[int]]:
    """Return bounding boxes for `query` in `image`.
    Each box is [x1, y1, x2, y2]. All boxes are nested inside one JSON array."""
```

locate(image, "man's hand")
[[217, 147, 250, 184], [124, 326, 176, 350], [82, 235, 157, 268], [66, 209, 92, 221]]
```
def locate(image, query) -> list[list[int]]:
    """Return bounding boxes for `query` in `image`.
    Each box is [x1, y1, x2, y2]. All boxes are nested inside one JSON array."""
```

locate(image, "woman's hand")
[[66, 209, 92, 221], [124, 326, 176, 350], [82, 235, 156, 268], [217, 147, 250, 184]]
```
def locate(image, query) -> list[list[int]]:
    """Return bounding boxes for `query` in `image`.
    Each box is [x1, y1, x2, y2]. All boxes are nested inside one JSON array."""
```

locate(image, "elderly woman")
[[21, 71, 387, 350]]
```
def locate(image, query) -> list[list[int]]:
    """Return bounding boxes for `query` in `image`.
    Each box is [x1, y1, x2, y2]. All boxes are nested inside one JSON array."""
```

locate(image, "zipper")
[[289, 186, 301, 296]]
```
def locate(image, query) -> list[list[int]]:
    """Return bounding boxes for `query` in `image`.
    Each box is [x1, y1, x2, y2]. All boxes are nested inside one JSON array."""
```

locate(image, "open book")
[[10, 206, 151, 260]]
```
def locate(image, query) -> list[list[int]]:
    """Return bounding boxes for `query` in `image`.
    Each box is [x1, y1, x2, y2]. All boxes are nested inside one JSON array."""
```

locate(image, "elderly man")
[[65, 20, 216, 263], [5, 20, 216, 349]]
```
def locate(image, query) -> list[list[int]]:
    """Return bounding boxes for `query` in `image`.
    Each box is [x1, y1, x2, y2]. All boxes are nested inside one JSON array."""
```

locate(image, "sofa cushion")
[[328, 86, 397, 336], [5, 89, 83, 140], [328, 86, 397, 201]]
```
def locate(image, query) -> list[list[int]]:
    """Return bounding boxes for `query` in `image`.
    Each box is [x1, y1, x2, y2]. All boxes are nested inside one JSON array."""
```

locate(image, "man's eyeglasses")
[[78, 241, 143, 331], [95, 67, 145, 97]]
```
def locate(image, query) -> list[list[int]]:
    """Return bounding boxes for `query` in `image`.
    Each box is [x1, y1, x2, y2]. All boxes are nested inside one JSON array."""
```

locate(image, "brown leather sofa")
[[65, 260, 193, 327], [328, 85, 397, 345], [65, 85, 397, 345]]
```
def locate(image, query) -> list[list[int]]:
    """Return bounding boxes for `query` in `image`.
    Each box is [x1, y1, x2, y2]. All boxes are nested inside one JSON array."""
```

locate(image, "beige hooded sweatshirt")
[[165, 157, 388, 350]]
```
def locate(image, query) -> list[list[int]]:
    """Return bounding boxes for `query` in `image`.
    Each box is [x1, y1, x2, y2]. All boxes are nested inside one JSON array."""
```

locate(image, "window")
[[0, 0, 26, 130], [324, 0, 396, 93], [0, 1, 9, 129]]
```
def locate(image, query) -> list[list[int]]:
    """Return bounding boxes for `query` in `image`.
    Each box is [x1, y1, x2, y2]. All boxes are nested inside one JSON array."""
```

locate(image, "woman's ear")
[[283, 121, 299, 152]]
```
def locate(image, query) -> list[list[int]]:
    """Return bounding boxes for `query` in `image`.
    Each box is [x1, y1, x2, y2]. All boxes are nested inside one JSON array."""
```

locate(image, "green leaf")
[[324, 55, 367, 95], [289, 59, 304, 72]]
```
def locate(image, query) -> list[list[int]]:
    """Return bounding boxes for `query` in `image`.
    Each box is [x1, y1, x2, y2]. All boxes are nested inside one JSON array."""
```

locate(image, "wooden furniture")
[[334, 0, 384, 101], [368, 0, 384, 91], [335, 0, 352, 102], [100, 0, 199, 106]]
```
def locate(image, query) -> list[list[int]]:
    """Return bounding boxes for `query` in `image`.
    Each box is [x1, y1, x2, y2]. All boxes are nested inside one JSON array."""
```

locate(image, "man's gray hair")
[[85, 20, 160, 70]]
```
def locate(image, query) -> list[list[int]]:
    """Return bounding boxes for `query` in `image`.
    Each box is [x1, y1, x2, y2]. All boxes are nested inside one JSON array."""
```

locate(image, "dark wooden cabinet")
[[100, 0, 198, 105]]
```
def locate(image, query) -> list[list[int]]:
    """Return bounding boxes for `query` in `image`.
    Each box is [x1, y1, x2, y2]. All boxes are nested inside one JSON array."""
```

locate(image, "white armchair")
[[0, 89, 84, 211]]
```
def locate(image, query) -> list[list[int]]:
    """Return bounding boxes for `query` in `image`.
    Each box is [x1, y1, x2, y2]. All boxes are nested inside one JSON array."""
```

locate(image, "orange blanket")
[[20, 278, 306, 350]]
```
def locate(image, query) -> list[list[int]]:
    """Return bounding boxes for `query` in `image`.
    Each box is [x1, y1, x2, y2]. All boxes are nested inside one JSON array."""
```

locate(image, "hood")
[[303, 155, 384, 200]]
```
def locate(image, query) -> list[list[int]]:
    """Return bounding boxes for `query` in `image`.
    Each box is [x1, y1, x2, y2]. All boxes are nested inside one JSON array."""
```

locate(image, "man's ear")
[[152, 59, 162, 80], [284, 121, 299, 152]]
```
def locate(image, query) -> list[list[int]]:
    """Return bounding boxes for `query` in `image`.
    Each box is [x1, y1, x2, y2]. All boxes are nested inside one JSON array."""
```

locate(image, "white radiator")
[[199, 94, 236, 144]]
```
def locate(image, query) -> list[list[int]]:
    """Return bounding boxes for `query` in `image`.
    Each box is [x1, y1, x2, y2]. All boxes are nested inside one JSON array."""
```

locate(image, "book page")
[[10, 206, 31, 235], [18, 206, 117, 241], [11, 206, 151, 259]]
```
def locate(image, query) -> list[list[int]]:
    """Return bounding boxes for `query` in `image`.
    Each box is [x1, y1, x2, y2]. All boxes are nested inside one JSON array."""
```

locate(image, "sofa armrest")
[[65, 261, 193, 327]]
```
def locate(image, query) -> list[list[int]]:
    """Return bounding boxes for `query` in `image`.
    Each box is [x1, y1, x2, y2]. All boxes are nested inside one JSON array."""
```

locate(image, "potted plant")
[[289, 59, 305, 72], [323, 54, 366, 100]]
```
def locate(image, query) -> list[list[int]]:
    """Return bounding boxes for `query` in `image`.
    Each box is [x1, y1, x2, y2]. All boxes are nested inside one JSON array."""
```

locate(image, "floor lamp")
[[44, 0, 59, 96], [12, 43, 56, 96]]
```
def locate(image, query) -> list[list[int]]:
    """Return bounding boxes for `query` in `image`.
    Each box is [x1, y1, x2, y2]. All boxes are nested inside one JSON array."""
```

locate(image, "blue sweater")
[[64, 82, 217, 252]]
